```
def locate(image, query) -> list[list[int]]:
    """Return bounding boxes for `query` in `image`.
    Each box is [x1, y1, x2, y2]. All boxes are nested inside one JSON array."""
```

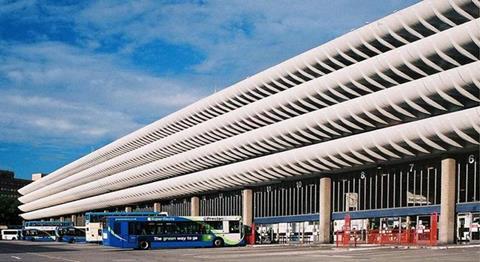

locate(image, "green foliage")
[[0, 196, 22, 226]]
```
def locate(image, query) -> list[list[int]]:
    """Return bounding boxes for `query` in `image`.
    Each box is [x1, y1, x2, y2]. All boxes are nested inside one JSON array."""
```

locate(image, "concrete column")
[[439, 158, 456, 244], [125, 206, 132, 212], [71, 215, 77, 226], [191, 197, 200, 216], [319, 176, 332, 244], [59, 216, 64, 222], [50, 218, 54, 221], [242, 189, 253, 227], [153, 202, 161, 212]]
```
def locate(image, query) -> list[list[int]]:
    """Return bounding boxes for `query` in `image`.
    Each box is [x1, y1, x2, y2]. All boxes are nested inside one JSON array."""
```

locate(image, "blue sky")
[[0, 0, 419, 180]]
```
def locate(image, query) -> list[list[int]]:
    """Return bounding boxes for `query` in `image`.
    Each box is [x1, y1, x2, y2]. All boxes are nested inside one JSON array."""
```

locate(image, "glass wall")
[[256, 221, 320, 244], [161, 198, 191, 216], [133, 203, 154, 212], [456, 152, 480, 203], [332, 159, 441, 212], [199, 190, 242, 216], [254, 178, 319, 218]]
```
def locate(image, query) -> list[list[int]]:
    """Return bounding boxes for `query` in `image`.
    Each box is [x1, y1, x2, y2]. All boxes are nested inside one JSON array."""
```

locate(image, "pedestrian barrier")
[[335, 213, 438, 247]]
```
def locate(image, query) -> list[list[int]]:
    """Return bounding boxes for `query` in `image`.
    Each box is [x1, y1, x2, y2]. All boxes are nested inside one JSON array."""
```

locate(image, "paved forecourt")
[[0, 241, 479, 262]]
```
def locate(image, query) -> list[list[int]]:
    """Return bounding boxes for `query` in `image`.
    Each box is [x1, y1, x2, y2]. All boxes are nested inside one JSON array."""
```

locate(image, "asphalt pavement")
[[0, 241, 479, 262]]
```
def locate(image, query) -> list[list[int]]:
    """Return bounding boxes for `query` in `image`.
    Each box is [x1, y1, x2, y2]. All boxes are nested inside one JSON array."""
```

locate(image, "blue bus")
[[104, 216, 245, 250], [23, 221, 73, 241], [56, 226, 87, 243], [85, 211, 166, 242]]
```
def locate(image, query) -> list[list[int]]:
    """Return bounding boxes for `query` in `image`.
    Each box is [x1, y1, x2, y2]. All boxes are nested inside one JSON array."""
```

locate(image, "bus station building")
[[18, 0, 480, 245]]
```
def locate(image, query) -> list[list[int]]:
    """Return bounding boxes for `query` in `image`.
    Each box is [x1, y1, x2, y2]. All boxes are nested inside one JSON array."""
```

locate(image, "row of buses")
[[22, 220, 85, 243], [4, 212, 246, 250], [2, 221, 85, 243]]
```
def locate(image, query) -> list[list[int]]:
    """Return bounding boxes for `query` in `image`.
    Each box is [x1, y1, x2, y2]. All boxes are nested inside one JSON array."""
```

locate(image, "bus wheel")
[[11, 237, 16, 240], [139, 240, 150, 250], [213, 238, 224, 247]]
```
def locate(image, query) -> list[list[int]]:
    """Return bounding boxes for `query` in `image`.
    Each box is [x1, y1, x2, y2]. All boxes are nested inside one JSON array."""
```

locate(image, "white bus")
[[1, 229, 22, 240], [23, 221, 73, 241]]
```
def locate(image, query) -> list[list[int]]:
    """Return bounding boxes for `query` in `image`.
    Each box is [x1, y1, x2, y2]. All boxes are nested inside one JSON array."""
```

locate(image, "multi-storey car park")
[[18, 0, 480, 244]]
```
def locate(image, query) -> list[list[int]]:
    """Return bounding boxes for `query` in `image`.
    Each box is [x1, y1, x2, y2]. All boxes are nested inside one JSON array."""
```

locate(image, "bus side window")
[[206, 221, 223, 231], [156, 223, 163, 235], [199, 224, 206, 234], [229, 221, 240, 233], [187, 222, 201, 234]]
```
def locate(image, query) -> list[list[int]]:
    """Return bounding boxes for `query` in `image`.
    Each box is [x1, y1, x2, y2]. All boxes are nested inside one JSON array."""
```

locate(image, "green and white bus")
[[103, 215, 245, 249]]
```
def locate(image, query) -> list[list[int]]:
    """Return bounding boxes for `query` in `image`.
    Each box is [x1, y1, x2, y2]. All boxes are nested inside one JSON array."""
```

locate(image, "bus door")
[[106, 221, 132, 248], [278, 223, 288, 244], [472, 213, 480, 242], [256, 224, 275, 244], [124, 222, 137, 248], [415, 215, 432, 242], [457, 213, 480, 243], [415, 216, 430, 231], [457, 213, 470, 242]]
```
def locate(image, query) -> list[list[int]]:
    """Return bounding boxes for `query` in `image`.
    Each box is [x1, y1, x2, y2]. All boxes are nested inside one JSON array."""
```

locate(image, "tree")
[[0, 196, 22, 226]]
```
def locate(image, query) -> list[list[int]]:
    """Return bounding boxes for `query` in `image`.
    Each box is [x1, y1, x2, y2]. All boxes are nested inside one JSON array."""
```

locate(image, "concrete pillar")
[[153, 202, 161, 213], [191, 197, 200, 216], [439, 158, 456, 244], [242, 189, 253, 227], [319, 176, 332, 243], [71, 215, 77, 226], [59, 216, 64, 222], [50, 218, 54, 221], [125, 206, 132, 212]]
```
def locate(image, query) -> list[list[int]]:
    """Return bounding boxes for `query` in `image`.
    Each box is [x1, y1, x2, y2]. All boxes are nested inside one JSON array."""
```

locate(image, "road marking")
[[27, 253, 80, 262], [11, 256, 21, 260], [195, 248, 354, 259], [308, 254, 354, 258]]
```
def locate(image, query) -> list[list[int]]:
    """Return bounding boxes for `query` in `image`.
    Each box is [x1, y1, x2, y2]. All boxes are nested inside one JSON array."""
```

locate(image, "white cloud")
[[0, 93, 139, 144], [0, 0, 419, 149], [0, 41, 208, 145], [73, 0, 419, 79]]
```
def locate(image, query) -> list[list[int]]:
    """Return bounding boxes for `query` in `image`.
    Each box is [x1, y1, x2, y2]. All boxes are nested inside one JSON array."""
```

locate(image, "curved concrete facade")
[[19, 0, 480, 220]]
